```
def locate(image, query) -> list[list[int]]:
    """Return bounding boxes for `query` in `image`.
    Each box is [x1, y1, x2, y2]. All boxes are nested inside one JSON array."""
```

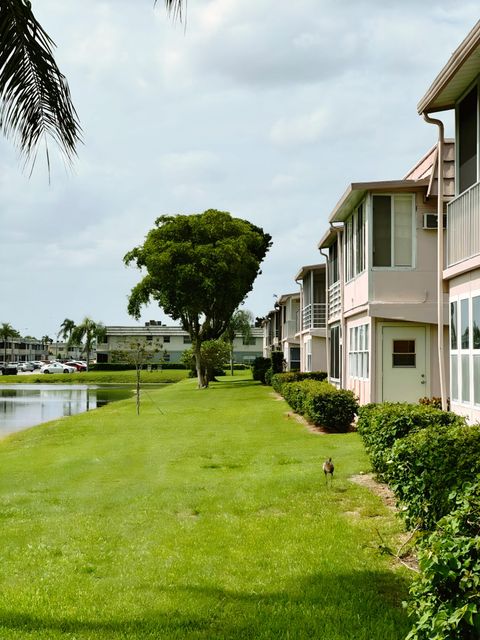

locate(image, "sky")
[[0, 0, 478, 339]]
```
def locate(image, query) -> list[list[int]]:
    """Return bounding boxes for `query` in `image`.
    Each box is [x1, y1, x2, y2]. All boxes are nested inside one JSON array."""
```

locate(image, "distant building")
[[96, 321, 263, 365]]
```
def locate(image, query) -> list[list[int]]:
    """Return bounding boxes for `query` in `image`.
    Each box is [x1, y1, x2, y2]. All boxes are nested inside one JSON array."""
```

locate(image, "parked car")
[[65, 361, 87, 372], [0, 363, 18, 375], [40, 362, 76, 374], [18, 362, 35, 372], [31, 361, 46, 369]]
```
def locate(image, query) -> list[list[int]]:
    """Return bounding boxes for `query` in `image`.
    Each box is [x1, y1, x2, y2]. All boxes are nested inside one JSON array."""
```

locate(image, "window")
[[451, 301, 458, 349], [242, 336, 256, 346], [344, 203, 366, 282], [457, 85, 478, 194], [183, 336, 192, 344], [372, 194, 413, 268], [329, 241, 339, 285], [348, 324, 369, 379], [330, 325, 341, 380], [392, 340, 415, 368], [163, 336, 170, 343], [451, 295, 480, 406]]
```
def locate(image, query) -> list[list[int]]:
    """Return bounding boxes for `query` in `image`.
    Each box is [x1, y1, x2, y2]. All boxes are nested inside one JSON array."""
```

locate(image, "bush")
[[282, 380, 358, 432], [387, 423, 480, 530], [271, 351, 284, 374], [356, 403, 464, 478], [264, 367, 273, 386], [406, 480, 480, 640], [251, 357, 271, 384], [271, 371, 328, 394]]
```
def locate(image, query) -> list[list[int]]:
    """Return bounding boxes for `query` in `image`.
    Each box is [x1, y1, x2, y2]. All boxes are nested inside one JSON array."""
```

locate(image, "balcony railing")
[[328, 281, 341, 319], [447, 181, 480, 267], [302, 303, 327, 329]]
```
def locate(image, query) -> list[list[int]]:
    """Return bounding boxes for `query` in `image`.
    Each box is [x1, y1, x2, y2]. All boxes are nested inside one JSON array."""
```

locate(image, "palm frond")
[[0, 0, 81, 167], [156, 0, 186, 23]]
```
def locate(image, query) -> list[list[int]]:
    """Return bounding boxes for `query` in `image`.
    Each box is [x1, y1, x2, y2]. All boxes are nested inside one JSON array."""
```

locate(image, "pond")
[[0, 385, 134, 437]]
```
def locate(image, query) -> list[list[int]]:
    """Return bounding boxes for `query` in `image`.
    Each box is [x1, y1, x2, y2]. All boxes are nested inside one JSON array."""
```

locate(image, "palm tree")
[[222, 309, 254, 376], [0, 1, 183, 166], [0, 322, 20, 362], [0, 1, 81, 167], [69, 318, 105, 371], [41, 335, 53, 359], [59, 318, 76, 342]]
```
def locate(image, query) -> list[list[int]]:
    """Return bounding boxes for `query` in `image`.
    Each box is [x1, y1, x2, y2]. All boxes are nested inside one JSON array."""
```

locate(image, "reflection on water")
[[0, 385, 133, 436]]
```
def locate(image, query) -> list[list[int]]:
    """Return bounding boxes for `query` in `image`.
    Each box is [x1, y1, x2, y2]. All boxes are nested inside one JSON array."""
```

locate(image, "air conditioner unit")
[[422, 213, 447, 229]]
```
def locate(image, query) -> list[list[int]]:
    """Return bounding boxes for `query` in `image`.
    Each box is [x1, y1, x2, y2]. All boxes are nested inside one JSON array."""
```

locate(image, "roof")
[[327, 179, 429, 224], [278, 292, 300, 304], [417, 20, 480, 113], [294, 263, 326, 281], [403, 140, 455, 199], [318, 227, 339, 250]]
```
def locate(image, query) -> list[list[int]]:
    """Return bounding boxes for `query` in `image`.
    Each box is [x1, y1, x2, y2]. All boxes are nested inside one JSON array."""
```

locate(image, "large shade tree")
[[124, 209, 272, 388], [0, 1, 182, 165]]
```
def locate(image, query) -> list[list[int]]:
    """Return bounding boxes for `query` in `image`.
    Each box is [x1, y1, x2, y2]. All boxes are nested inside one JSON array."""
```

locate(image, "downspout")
[[331, 223, 345, 388], [422, 113, 448, 411], [319, 247, 330, 377]]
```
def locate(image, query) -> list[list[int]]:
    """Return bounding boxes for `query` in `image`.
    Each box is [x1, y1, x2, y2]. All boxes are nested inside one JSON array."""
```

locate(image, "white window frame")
[[371, 193, 416, 271], [348, 323, 369, 380], [455, 77, 480, 197], [450, 290, 480, 407], [344, 202, 366, 283]]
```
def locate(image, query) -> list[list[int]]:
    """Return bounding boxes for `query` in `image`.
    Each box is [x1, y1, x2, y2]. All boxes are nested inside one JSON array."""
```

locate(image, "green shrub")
[[302, 381, 358, 433], [264, 367, 273, 386], [387, 423, 480, 530], [251, 357, 271, 384], [356, 403, 464, 478], [271, 371, 328, 394], [281, 381, 309, 414], [281, 380, 358, 432], [271, 350, 284, 374], [406, 480, 480, 640]]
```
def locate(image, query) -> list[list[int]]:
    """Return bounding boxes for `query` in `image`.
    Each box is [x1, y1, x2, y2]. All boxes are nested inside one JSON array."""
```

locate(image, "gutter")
[[422, 112, 448, 411]]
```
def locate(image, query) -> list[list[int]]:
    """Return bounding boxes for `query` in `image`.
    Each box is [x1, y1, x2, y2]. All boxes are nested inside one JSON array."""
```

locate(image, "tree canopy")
[[124, 209, 271, 387]]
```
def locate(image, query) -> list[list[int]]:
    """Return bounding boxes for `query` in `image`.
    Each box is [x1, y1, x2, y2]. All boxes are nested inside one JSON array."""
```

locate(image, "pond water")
[[0, 385, 134, 437]]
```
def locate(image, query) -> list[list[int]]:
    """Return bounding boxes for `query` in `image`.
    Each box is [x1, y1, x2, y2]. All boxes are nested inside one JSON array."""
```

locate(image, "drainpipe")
[[422, 112, 447, 411], [319, 247, 330, 378], [330, 223, 345, 388]]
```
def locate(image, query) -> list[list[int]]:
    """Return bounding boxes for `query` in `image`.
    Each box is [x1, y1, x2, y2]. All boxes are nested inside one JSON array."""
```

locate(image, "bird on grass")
[[323, 458, 334, 485]]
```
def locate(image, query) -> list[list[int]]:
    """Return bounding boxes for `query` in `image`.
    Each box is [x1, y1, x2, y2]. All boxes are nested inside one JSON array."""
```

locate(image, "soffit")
[[417, 20, 480, 113]]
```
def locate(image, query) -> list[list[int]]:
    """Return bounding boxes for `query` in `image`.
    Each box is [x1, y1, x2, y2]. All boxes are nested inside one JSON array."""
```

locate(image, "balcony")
[[302, 303, 327, 330], [447, 181, 480, 267], [283, 319, 299, 340]]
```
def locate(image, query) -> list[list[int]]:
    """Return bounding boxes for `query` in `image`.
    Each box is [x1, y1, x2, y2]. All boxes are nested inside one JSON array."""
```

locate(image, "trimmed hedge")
[[356, 403, 464, 478], [387, 422, 480, 530], [282, 379, 358, 433], [251, 357, 271, 384], [406, 480, 480, 640], [271, 371, 328, 394]]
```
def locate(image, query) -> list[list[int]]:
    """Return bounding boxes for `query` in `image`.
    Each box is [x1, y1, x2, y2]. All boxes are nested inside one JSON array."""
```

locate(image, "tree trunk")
[[230, 343, 234, 376], [194, 342, 207, 388], [136, 365, 140, 415]]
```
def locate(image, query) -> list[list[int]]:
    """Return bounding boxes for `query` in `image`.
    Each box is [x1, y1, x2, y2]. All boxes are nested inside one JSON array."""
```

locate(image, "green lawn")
[[0, 369, 189, 385], [0, 373, 411, 639]]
